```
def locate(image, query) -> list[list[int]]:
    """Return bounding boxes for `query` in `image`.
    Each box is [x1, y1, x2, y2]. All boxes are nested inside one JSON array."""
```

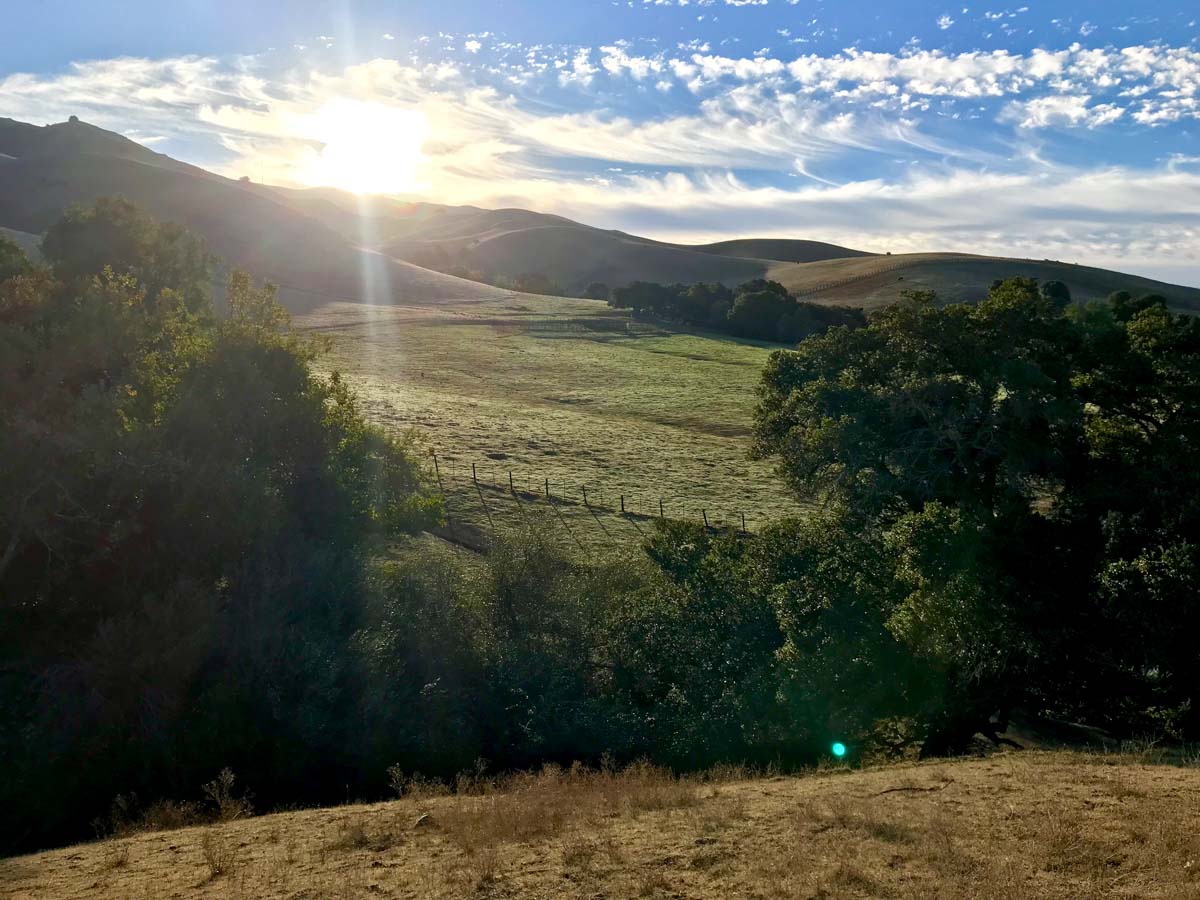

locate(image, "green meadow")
[[300, 294, 807, 550]]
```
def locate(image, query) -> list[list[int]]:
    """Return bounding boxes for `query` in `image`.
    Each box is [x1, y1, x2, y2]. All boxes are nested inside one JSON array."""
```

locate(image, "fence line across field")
[[439, 457, 753, 528], [428, 449, 792, 550]]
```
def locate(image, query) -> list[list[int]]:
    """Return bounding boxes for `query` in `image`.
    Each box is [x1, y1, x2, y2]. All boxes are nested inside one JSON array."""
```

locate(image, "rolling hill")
[[0, 118, 508, 311], [386, 220, 773, 292], [693, 237, 875, 264], [1, 116, 1198, 313]]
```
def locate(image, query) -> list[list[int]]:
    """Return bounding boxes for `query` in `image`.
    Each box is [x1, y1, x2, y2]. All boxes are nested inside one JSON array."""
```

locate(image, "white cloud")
[[937, 15, 955, 30], [535, 165, 1200, 276], [1002, 94, 1126, 128], [1, 48, 1198, 280], [600, 45, 664, 79], [558, 48, 598, 86]]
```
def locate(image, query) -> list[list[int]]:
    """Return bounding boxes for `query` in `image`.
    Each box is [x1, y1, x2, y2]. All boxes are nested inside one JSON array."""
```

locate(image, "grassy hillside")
[[770, 252, 1200, 311], [6, 749, 1198, 899], [299, 294, 803, 551], [384, 220, 773, 292]]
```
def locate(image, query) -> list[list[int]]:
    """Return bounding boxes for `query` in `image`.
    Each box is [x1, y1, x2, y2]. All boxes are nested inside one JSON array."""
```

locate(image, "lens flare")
[[831, 741, 847, 758], [301, 98, 429, 195]]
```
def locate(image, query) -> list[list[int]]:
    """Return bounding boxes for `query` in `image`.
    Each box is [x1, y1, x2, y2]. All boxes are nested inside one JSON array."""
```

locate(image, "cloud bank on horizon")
[[0, 0, 1197, 284]]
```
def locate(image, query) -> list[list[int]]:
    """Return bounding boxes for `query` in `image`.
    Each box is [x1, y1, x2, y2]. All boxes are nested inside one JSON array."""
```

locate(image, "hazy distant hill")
[[372, 205, 874, 292], [1, 116, 1197, 312], [385, 221, 772, 291], [768, 252, 1200, 311]]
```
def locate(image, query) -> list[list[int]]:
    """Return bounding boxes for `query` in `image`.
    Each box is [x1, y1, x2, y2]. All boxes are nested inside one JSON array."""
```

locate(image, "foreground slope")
[[5, 751, 1198, 899]]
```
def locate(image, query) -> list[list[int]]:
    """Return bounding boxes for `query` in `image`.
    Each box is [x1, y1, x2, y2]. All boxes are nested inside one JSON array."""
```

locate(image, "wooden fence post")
[[472, 462, 477, 483], [620, 495, 625, 513], [659, 499, 664, 519], [582, 486, 588, 507], [545, 478, 550, 498], [430, 451, 458, 542], [509, 471, 515, 493], [702, 509, 709, 528], [741, 511, 747, 533]]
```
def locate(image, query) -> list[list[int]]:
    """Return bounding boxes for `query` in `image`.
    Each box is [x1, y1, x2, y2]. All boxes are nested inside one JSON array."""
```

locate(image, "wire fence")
[[427, 450, 806, 555]]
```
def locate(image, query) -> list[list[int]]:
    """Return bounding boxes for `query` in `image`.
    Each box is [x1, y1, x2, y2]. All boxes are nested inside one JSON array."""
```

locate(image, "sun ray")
[[301, 98, 429, 195]]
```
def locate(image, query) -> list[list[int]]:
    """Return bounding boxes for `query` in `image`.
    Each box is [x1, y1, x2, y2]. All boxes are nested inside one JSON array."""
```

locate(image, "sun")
[[301, 98, 430, 195]]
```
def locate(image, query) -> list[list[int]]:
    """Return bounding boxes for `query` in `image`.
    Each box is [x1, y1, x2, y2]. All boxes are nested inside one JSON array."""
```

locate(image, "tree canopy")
[[40, 196, 216, 313], [1, 201, 439, 850], [752, 279, 1200, 747]]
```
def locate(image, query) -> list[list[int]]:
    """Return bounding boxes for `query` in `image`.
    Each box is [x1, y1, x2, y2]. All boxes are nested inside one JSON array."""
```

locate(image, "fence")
[[427, 450, 798, 555]]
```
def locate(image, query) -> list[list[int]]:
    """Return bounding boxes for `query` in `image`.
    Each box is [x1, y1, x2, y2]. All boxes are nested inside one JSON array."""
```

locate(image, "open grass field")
[[6, 748, 1199, 899], [298, 294, 804, 551]]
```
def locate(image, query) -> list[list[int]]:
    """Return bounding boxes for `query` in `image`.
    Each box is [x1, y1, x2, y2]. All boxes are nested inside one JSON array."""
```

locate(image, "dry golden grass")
[[5, 750, 1200, 899]]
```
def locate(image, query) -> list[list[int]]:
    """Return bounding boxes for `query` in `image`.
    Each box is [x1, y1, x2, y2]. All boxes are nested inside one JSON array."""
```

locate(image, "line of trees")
[[608, 278, 866, 343], [4, 202, 1198, 855]]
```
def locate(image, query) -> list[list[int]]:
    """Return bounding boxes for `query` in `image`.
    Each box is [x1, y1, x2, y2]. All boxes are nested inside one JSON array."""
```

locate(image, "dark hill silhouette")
[[693, 238, 874, 264], [0, 116, 205, 175], [0, 119, 508, 310]]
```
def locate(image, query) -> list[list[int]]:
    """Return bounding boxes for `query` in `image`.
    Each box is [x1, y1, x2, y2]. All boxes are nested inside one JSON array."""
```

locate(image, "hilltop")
[[4, 750, 1199, 899], [0, 118, 508, 311], [2, 117, 1197, 312]]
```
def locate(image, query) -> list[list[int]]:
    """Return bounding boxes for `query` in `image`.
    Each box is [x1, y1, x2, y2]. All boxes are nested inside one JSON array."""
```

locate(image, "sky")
[[1, 0, 1198, 284]]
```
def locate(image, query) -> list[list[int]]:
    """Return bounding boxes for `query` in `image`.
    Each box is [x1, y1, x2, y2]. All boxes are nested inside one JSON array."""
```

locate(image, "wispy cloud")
[[0, 37, 1197, 281]]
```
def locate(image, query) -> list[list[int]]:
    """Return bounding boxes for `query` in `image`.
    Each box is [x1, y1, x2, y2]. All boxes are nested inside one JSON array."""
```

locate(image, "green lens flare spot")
[[830, 742, 847, 758]]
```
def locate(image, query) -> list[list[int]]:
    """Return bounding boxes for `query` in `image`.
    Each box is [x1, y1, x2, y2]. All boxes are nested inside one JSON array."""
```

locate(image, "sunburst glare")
[[300, 98, 429, 195]]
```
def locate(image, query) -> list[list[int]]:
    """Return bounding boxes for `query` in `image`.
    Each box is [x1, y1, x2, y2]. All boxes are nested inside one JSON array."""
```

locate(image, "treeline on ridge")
[[608, 278, 866, 343], [3, 198, 1199, 856]]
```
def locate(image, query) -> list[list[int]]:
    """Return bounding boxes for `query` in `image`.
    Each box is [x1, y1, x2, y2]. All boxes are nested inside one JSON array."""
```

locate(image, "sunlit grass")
[[10, 750, 1200, 899], [300, 295, 807, 551]]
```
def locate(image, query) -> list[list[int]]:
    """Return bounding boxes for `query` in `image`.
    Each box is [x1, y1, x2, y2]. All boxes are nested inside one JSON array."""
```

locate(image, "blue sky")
[[1, 0, 1198, 283]]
